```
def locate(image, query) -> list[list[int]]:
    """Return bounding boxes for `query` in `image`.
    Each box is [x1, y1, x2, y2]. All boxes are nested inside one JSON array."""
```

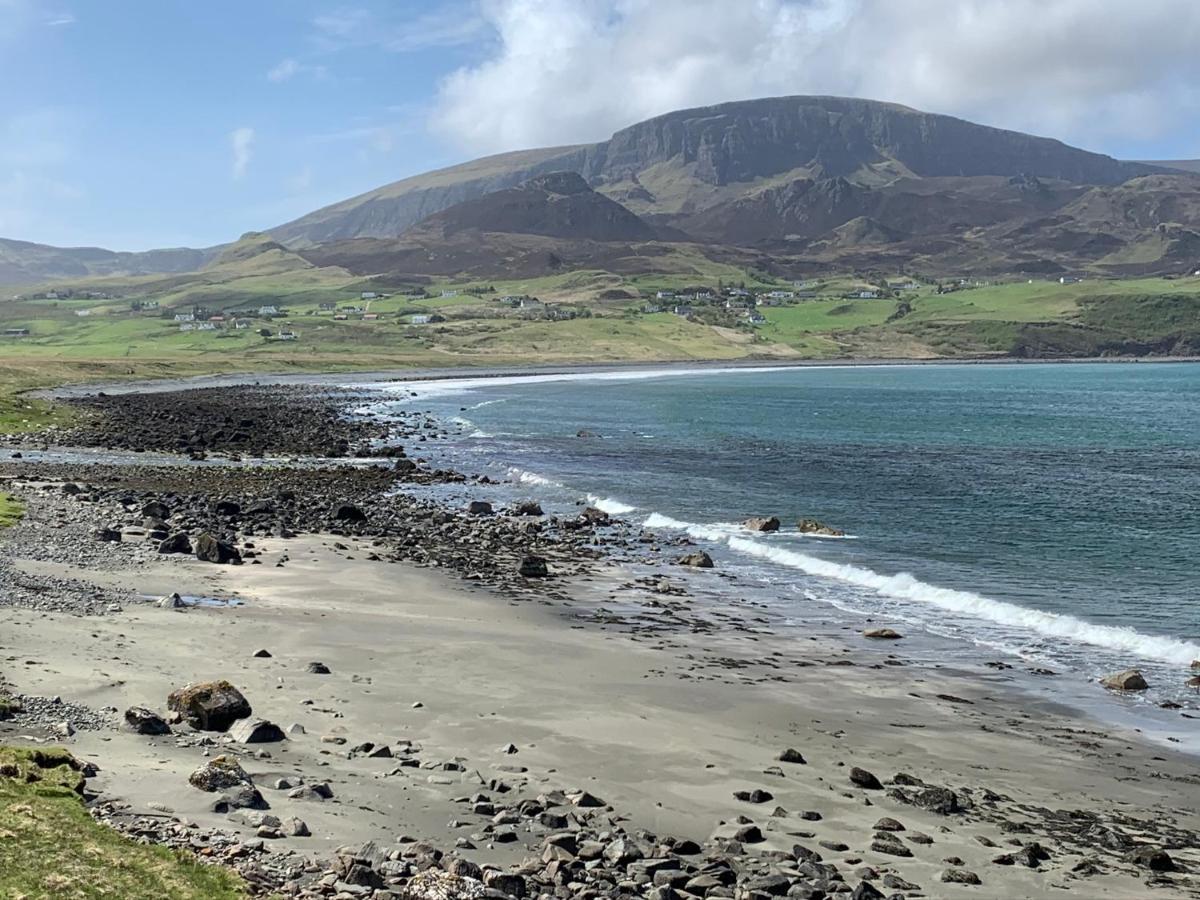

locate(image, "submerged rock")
[[796, 518, 845, 536]]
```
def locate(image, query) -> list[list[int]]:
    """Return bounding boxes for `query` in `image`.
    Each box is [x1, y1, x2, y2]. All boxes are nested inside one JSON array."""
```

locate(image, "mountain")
[[0, 237, 220, 288], [273, 95, 1162, 247], [1143, 159, 1200, 174]]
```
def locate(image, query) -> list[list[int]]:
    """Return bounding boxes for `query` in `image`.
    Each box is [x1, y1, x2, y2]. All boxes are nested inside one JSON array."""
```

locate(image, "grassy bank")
[[0, 746, 246, 899]]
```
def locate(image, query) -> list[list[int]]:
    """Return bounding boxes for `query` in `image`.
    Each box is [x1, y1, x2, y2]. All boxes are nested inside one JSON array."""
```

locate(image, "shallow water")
[[360, 362, 1200, 739]]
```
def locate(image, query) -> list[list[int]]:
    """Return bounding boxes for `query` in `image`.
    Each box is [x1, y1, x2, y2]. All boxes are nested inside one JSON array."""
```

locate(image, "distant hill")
[[0, 238, 220, 289], [273, 95, 1162, 247], [1143, 159, 1200, 174]]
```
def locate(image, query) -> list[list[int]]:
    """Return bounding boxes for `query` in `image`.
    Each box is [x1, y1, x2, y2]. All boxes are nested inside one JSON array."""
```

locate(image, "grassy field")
[[0, 746, 246, 899]]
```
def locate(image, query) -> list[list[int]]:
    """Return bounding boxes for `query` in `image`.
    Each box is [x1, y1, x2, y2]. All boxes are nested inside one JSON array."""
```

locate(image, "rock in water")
[[518, 555, 549, 578], [743, 516, 781, 532], [229, 718, 286, 744], [863, 627, 903, 640], [167, 680, 252, 731], [676, 551, 714, 568], [1101, 669, 1148, 691], [796, 518, 846, 536], [194, 532, 241, 564], [124, 706, 171, 735]]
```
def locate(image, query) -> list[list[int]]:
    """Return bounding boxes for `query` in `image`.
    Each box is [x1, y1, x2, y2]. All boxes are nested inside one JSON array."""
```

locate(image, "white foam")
[[723, 536, 1200, 667], [507, 467, 562, 488], [587, 495, 637, 515]]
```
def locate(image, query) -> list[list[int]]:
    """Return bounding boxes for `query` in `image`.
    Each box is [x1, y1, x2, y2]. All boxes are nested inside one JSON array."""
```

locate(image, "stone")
[[229, 718, 286, 744], [94, 527, 122, 543], [850, 883, 886, 900], [167, 680, 252, 731], [466, 500, 493, 516], [733, 788, 774, 803], [863, 628, 902, 640], [940, 867, 981, 885], [676, 551, 714, 568], [307, 661, 331, 674], [189, 755, 252, 792], [157, 532, 192, 554], [849, 767, 882, 790], [194, 532, 241, 565], [141, 500, 171, 520], [252, 649, 272, 658], [778, 748, 806, 764], [334, 503, 367, 522], [124, 706, 171, 735], [1127, 846, 1175, 871], [157, 592, 185, 609], [796, 518, 846, 536], [284, 817, 311, 837], [509, 500, 543, 517], [874, 817, 905, 832], [1100, 669, 1148, 691], [517, 555, 549, 578], [743, 516, 781, 532]]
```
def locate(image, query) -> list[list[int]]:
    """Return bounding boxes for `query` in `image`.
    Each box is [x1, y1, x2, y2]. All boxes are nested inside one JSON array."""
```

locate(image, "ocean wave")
[[507, 467, 563, 488], [467, 398, 508, 410], [587, 494, 637, 515], [724, 536, 1200, 667]]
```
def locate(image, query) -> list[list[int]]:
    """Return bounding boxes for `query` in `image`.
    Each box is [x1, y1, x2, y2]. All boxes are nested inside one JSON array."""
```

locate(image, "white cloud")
[[312, 3, 487, 52], [230, 127, 255, 179], [267, 57, 328, 83], [430, 0, 1200, 156], [45, 11, 75, 26]]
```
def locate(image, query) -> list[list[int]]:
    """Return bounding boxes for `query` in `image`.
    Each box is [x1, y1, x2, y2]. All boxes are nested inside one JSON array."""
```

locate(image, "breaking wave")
[[507, 467, 562, 488], [587, 494, 637, 515]]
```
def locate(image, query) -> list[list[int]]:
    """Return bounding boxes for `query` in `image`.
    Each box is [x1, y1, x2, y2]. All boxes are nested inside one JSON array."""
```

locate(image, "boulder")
[[124, 706, 171, 735], [863, 627, 903, 640], [229, 718, 286, 744], [849, 767, 882, 789], [306, 661, 331, 674], [333, 503, 366, 522], [398, 869, 486, 899], [509, 500, 544, 517], [778, 748, 806, 764], [1127, 846, 1175, 871], [157, 592, 185, 609], [167, 680, 252, 731], [579, 506, 610, 524], [744, 516, 781, 532], [157, 532, 192, 554], [141, 500, 171, 520], [194, 532, 241, 565], [1100, 669, 1148, 691], [466, 500, 493, 516], [517, 555, 549, 578], [676, 551, 714, 568], [94, 527, 122, 543], [213, 499, 241, 516], [797, 518, 846, 537], [189, 754, 252, 792], [939, 868, 982, 885]]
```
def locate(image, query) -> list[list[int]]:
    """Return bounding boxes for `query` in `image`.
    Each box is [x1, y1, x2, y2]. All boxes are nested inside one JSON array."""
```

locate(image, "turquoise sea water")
[[365, 362, 1200, 728]]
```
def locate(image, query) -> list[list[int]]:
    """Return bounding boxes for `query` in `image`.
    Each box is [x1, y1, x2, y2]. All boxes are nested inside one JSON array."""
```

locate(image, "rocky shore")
[[2, 382, 1199, 900]]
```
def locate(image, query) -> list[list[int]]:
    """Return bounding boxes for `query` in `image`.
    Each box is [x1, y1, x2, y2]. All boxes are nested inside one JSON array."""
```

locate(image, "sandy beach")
[[2, 381, 1199, 899]]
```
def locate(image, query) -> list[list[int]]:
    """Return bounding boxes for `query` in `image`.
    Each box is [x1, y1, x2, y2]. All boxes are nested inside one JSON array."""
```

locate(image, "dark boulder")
[[518, 555, 549, 578], [124, 706, 171, 735], [333, 503, 366, 522], [168, 680, 252, 731], [194, 532, 240, 564], [157, 532, 192, 554]]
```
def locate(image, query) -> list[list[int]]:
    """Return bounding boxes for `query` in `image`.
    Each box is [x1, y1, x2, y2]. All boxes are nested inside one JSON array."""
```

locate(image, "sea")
[[357, 362, 1200, 745]]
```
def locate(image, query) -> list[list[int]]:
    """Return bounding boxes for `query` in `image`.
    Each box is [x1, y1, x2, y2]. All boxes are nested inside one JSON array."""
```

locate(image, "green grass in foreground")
[[0, 746, 246, 900], [0, 493, 24, 528]]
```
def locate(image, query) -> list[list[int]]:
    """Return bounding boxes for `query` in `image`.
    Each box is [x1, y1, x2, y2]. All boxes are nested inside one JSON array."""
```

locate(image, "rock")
[[743, 516, 780, 532], [509, 500, 543, 517], [61, 482, 82, 495], [167, 680, 252, 731], [284, 816, 311, 837], [194, 532, 241, 564], [157, 593, 185, 609], [306, 661, 331, 674], [863, 627, 902, 640], [189, 755, 253, 792], [398, 869, 486, 899], [733, 788, 774, 804], [579, 506, 610, 524], [734, 824, 765, 843], [466, 500, 493, 516], [676, 551, 714, 568], [157, 532, 192, 554], [910, 785, 962, 815], [1100, 669, 1148, 691], [778, 748, 807, 764], [849, 767, 882, 789], [517, 555, 549, 578], [1127, 846, 1175, 871], [229, 718, 286, 744], [874, 817, 905, 832], [333, 503, 366, 522], [796, 518, 845, 536], [850, 882, 886, 900], [124, 706, 171, 735], [142, 500, 171, 519], [94, 527, 122, 543], [252, 649, 272, 658], [213, 500, 241, 516], [939, 867, 981, 885]]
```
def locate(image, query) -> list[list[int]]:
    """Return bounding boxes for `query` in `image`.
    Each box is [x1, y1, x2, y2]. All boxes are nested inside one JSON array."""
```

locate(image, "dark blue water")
[[363, 363, 1200, 725]]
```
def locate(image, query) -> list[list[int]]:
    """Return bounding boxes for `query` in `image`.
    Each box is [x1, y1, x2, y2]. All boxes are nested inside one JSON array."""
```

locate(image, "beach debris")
[[743, 516, 781, 532], [863, 627, 903, 640], [124, 706, 171, 735], [194, 531, 241, 564], [1100, 669, 1149, 691], [676, 551, 714, 568], [229, 717, 286, 744], [849, 767, 883, 789], [797, 518, 845, 536], [167, 679, 252, 731], [517, 555, 549, 578]]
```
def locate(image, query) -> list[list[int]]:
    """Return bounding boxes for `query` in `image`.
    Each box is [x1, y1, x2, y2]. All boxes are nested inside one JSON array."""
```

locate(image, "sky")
[[3, 0, 1200, 251]]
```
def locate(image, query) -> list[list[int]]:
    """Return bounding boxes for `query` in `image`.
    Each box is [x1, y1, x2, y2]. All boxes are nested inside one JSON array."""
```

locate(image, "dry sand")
[[4, 534, 1199, 898]]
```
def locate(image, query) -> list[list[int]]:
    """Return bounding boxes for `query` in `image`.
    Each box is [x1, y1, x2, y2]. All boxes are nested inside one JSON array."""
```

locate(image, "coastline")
[[2, 380, 1199, 898]]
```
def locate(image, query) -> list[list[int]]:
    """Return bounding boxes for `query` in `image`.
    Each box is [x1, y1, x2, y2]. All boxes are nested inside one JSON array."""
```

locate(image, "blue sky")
[[3, 0, 1199, 251]]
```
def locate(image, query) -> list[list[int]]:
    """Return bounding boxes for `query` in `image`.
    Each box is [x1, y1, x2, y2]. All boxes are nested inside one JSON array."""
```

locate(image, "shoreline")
[[2, 381, 1199, 898]]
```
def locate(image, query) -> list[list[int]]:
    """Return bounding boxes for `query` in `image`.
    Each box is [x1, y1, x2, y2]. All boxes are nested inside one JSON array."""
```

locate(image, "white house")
[[440, 289, 459, 298], [655, 290, 675, 300], [174, 313, 195, 322], [360, 291, 378, 300], [179, 323, 195, 332], [75, 309, 92, 317], [410, 314, 432, 325], [276, 330, 297, 341], [856, 290, 880, 299], [259, 305, 280, 316]]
